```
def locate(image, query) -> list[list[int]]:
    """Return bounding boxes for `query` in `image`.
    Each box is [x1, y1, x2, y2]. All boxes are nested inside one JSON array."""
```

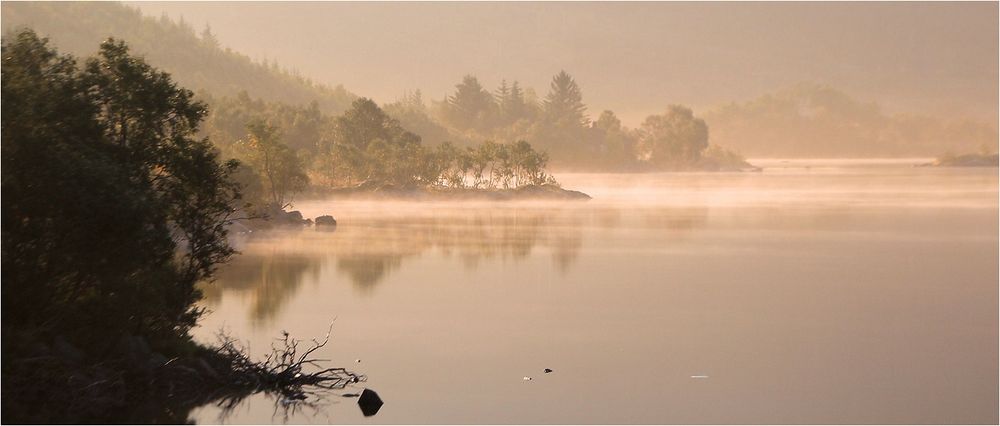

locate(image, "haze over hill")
[[3, 1, 997, 158], [128, 1, 998, 127], [1, 1, 357, 113]]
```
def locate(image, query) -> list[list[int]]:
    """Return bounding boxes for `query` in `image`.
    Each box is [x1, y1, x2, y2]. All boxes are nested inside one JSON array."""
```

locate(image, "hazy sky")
[[129, 2, 998, 126]]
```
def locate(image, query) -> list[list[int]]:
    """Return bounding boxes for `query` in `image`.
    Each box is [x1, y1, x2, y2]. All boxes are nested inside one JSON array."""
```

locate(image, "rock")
[[522, 376, 532, 381], [284, 210, 304, 222], [543, 368, 553, 373], [357, 388, 384, 417], [315, 215, 337, 226]]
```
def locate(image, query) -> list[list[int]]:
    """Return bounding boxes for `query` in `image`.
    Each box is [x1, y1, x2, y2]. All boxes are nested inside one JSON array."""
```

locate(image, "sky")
[[128, 1, 998, 126]]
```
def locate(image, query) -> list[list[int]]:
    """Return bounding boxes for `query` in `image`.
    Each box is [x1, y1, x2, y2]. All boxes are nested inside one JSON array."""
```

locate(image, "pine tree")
[[543, 70, 588, 127], [445, 75, 495, 130]]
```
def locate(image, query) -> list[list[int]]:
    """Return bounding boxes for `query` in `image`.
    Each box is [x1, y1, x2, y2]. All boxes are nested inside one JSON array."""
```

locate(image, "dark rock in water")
[[544, 368, 553, 373], [358, 388, 384, 417], [315, 215, 337, 226], [286, 210, 304, 221]]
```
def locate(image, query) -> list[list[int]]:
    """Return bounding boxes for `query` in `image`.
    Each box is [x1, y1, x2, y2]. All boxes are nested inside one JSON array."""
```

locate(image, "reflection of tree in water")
[[204, 205, 706, 322], [202, 251, 322, 321], [335, 254, 403, 294]]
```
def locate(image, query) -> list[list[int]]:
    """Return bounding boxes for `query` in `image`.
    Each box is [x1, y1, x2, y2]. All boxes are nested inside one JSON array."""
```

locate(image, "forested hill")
[[1, 2, 356, 114]]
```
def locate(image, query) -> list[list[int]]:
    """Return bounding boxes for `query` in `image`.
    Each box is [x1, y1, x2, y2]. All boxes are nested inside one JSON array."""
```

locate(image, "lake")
[[190, 159, 998, 424]]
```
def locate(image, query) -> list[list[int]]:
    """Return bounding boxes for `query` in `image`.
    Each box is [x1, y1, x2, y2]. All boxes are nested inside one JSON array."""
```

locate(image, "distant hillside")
[[703, 84, 998, 158], [1, 2, 356, 114]]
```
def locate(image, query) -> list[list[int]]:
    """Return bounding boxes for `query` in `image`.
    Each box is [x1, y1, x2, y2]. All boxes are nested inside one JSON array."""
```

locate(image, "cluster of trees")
[[4, 1, 743, 172], [197, 94, 558, 209], [318, 98, 554, 189], [381, 71, 746, 171], [2, 30, 241, 349]]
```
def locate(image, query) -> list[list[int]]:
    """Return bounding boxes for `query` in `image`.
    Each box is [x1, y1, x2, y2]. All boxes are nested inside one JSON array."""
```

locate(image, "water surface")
[[192, 159, 998, 424]]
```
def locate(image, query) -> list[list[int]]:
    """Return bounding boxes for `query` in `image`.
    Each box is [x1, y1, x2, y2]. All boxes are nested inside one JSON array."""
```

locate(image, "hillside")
[[1, 2, 356, 114], [703, 84, 999, 158]]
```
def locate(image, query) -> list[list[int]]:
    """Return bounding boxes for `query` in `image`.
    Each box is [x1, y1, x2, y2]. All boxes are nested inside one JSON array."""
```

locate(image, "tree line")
[[201, 95, 560, 211], [381, 71, 750, 172]]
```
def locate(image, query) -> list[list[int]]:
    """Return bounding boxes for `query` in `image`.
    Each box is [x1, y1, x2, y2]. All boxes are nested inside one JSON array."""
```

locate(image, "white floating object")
[[690, 375, 709, 379], [355, 359, 362, 363], [523, 376, 532, 381]]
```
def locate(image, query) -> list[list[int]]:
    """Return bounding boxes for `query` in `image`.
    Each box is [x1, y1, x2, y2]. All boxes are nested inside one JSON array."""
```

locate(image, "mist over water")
[[192, 160, 998, 424]]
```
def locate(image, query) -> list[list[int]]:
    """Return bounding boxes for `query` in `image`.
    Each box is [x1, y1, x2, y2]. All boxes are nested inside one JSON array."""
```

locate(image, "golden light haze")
[[129, 1, 998, 126]]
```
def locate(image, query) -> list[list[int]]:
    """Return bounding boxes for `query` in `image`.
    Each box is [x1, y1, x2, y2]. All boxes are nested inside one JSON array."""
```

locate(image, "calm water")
[[191, 159, 998, 424]]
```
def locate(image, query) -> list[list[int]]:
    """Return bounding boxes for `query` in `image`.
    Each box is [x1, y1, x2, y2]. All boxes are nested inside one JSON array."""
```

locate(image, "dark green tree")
[[1, 30, 241, 346]]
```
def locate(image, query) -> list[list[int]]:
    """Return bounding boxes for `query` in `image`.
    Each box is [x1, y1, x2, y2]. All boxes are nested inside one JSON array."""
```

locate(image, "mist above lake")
[[193, 160, 998, 424]]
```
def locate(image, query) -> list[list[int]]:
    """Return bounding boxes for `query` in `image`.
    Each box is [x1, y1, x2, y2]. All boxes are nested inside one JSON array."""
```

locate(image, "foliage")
[[236, 119, 309, 208], [443, 75, 497, 132], [636, 105, 710, 169], [316, 98, 429, 187], [1, 30, 241, 346]]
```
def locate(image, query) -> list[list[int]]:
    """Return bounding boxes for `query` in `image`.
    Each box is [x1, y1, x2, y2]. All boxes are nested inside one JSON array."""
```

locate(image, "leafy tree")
[[320, 98, 428, 187], [637, 105, 709, 168], [237, 119, 309, 209], [592, 110, 638, 169], [1, 30, 241, 347]]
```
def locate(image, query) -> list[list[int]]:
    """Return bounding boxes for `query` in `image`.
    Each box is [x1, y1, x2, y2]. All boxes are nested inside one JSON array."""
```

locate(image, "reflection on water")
[[203, 252, 322, 321], [192, 160, 998, 424], [206, 206, 707, 322]]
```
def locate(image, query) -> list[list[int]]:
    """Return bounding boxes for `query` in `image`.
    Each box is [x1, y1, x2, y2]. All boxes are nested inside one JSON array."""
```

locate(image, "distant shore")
[[317, 183, 592, 201]]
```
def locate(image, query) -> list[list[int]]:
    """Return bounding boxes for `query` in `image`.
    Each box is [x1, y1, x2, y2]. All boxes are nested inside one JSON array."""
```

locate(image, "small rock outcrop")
[[314, 215, 337, 226]]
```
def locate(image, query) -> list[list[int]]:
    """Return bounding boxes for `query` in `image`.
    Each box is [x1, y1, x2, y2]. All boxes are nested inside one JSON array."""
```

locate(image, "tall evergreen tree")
[[543, 70, 588, 127], [445, 75, 496, 131]]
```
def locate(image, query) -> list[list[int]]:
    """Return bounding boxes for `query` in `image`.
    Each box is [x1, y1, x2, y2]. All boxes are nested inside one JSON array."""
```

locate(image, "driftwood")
[[212, 324, 364, 402]]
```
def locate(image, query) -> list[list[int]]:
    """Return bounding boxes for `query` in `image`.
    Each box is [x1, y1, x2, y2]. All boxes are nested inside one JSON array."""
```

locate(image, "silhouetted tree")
[[2, 30, 242, 345]]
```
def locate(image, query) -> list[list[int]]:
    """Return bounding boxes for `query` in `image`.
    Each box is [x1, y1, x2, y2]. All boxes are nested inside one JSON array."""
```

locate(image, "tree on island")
[[637, 105, 710, 169]]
